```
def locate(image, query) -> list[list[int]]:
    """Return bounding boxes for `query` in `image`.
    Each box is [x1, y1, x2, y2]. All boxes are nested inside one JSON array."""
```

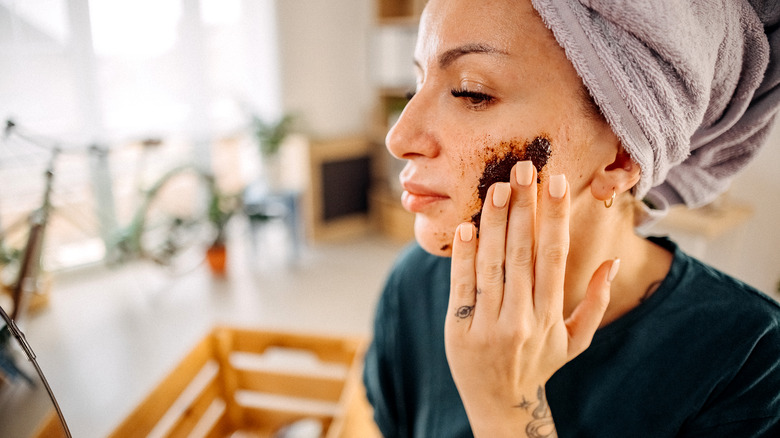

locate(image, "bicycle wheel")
[[138, 167, 216, 275]]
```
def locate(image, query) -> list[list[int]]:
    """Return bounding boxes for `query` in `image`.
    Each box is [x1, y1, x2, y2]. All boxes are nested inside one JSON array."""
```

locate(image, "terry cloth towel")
[[531, 0, 780, 211]]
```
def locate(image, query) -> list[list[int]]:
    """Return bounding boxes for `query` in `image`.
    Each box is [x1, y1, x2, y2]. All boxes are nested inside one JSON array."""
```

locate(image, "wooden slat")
[[213, 327, 243, 429], [167, 376, 222, 438], [32, 410, 67, 438], [237, 368, 345, 402], [108, 336, 214, 437], [226, 327, 362, 364], [203, 414, 232, 438], [241, 405, 334, 435], [327, 362, 382, 438]]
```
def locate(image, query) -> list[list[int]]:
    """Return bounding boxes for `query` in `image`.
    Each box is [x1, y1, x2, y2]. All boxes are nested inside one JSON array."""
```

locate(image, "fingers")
[[533, 174, 570, 322], [449, 164, 573, 332], [565, 259, 618, 357], [447, 163, 612, 389], [473, 182, 512, 321], [447, 222, 477, 334]]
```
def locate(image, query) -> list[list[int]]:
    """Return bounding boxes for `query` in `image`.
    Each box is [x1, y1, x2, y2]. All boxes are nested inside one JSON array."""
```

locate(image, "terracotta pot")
[[206, 243, 227, 276]]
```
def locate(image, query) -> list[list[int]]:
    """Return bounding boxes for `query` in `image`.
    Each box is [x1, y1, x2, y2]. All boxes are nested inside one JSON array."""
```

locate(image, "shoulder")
[[658, 238, 780, 394], [677, 259, 780, 432], [654, 236, 780, 327]]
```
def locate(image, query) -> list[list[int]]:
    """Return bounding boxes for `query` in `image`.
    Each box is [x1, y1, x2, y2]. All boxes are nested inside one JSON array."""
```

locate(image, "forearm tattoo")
[[515, 386, 558, 438]]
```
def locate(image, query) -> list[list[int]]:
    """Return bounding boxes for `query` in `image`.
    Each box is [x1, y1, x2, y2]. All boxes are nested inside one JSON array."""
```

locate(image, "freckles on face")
[[467, 135, 553, 232]]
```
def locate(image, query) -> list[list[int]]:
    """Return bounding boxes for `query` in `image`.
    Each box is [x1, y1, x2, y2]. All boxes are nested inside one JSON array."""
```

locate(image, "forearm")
[[464, 385, 558, 438]]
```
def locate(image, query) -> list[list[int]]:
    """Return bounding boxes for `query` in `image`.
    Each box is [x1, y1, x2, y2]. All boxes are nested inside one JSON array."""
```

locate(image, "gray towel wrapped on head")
[[531, 0, 780, 214]]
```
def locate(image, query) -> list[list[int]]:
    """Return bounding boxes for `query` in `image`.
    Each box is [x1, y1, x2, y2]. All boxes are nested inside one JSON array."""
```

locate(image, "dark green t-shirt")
[[364, 237, 780, 437]]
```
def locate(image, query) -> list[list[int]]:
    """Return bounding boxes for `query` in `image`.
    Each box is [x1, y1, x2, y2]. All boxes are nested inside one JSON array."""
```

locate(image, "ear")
[[590, 144, 641, 202]]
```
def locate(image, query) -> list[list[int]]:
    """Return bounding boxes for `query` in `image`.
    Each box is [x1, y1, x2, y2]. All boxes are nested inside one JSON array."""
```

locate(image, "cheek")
[[458, 135, 553, 231], [543, 122, 597, 187], [416, 133, 558, 255]]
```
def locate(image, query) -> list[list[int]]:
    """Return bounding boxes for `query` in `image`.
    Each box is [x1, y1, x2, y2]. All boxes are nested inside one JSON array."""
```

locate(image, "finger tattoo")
[[455, 305, 475, 319]]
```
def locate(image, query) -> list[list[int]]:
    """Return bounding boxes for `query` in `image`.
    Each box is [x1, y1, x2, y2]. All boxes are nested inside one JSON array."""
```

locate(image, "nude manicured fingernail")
[[492, 183, 511, 208], [515, 161, 534, 186], [459, 223, 473, 242], [607, 258, 621, 283], [549, 174, 566, 199]]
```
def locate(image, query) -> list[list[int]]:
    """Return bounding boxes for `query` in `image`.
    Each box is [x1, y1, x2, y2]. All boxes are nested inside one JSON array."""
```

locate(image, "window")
[[0, 0, 282, 270]]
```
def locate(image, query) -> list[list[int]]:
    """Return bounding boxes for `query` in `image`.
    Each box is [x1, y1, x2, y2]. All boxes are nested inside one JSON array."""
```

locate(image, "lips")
[[400, 180, 449, 212]]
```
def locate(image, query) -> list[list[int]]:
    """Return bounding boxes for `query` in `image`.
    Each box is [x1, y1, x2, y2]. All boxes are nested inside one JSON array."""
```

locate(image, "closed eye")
[[451, 88, 494, 110]]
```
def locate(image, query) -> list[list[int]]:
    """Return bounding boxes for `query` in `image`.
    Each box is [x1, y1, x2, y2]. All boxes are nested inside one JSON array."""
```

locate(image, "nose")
[[385, 91, 440, 160]]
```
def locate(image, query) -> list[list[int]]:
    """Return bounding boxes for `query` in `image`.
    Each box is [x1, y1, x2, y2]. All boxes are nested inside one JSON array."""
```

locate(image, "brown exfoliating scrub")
[[471, 135, 552, 231]]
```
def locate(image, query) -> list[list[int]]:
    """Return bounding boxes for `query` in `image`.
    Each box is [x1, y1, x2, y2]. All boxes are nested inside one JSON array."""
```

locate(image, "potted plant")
[[206, 192, 237, 276], [251, 113, 295, 190]]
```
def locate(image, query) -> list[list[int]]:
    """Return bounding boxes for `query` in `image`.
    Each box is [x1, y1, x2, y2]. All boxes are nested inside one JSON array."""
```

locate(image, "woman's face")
[[386, 0, 616, 256]]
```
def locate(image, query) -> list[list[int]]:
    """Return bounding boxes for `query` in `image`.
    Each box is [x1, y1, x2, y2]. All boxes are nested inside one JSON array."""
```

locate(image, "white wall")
[[274, 0, 373, 138]]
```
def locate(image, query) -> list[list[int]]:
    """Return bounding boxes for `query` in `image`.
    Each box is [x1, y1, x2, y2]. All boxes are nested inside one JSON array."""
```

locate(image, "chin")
[[413, 215, 455, 258]]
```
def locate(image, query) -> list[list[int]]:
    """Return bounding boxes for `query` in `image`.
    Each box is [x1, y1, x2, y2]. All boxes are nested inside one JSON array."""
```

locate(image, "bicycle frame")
[[1, 123, 59, 321], [105, 162, 220, 267]]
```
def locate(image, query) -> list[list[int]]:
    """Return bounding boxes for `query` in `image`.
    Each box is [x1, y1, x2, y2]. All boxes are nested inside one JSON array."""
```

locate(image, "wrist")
[[464, 385, 557, 438]]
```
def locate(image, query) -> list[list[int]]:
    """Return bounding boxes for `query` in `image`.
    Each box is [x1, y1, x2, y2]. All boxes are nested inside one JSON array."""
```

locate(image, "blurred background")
[[0, 0, 777, 436]]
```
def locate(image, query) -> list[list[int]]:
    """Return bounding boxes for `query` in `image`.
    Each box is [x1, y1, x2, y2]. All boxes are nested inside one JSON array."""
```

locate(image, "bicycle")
[[0, 120, 232, 321]]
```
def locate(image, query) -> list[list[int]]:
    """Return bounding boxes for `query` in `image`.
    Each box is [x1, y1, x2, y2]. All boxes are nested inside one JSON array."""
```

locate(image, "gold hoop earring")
[[605, 190, 616, 208]]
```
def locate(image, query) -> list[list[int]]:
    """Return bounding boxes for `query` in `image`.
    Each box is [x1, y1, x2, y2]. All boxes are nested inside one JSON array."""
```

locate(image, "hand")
[[444, 161, 618, 437]]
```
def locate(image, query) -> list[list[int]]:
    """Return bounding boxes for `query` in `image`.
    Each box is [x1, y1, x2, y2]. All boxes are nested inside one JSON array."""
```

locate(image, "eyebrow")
[[437, 43, 509, 69]]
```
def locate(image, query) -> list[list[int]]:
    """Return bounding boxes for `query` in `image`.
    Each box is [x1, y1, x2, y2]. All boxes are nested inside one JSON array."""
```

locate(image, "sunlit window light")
[[0, 0, 69, 45], [89, 0, 181, 58]]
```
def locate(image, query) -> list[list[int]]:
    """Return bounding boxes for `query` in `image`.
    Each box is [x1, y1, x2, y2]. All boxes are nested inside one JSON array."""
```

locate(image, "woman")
[[364, 0, 780, 436]]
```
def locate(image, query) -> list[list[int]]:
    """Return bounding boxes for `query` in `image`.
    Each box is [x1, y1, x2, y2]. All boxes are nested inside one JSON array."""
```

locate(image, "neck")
[[563, 200, 673, 327]]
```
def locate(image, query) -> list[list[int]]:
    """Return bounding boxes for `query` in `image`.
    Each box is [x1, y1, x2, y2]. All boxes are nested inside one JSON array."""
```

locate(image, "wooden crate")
[[109, 327, 380, 438]]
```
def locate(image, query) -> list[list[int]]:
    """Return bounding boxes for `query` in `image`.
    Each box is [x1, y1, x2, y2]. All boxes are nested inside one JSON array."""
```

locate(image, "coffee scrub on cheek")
[[470, 135, 552, 232]]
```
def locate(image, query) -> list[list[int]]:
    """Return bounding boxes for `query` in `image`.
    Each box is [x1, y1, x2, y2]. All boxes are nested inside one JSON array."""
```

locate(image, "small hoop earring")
[[605, 190, 616, 208]]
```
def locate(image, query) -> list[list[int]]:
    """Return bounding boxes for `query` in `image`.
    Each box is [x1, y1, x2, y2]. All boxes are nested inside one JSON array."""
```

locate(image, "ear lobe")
[[591, 146, 641, 202]]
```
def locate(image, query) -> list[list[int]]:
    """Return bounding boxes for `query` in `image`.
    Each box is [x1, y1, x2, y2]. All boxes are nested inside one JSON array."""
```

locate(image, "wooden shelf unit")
[[369, 1, 423, 243]]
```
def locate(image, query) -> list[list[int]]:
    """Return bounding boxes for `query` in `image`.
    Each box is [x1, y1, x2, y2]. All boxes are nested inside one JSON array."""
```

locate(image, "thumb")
[[565, 258, 618, 358]]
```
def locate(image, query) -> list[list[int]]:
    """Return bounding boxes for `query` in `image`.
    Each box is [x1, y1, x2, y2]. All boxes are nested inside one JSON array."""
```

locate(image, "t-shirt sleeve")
[[363, 268, 404, 437], [680, 323, 780, 437]]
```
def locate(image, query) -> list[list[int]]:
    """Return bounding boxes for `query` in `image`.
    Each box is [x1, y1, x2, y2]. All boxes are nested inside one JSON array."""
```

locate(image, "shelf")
[[377, 16, 420, 27], [371, 89, 410, 142], [377, 0, 426, 23], [372, 0, 422, 242]]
